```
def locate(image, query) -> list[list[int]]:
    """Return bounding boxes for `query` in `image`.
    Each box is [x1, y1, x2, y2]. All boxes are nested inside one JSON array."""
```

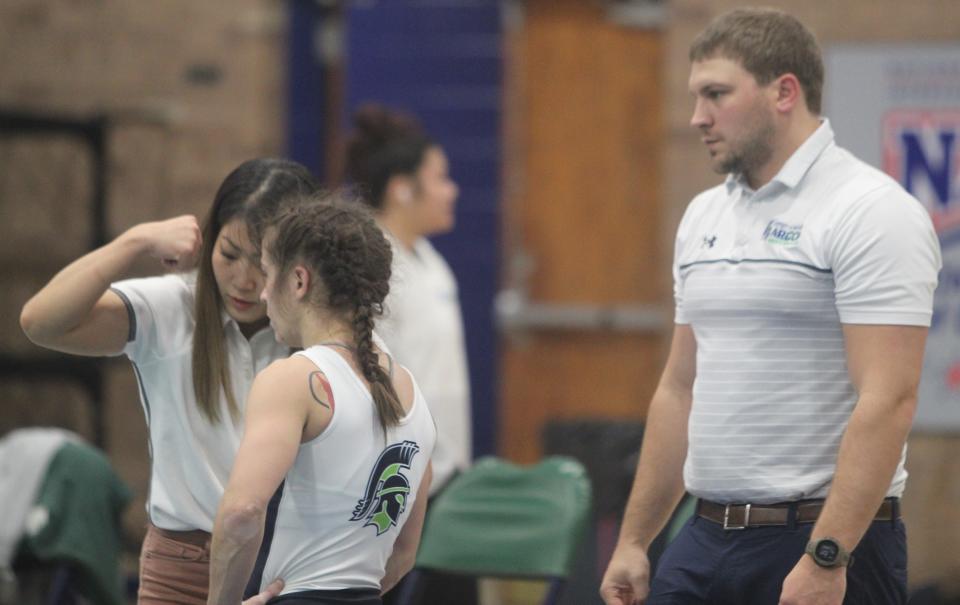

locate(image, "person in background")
[[345, 105, 474, 604], [20, 158, 319, 605], [600, 7, 940, 605], [208, 195, 435, 605]]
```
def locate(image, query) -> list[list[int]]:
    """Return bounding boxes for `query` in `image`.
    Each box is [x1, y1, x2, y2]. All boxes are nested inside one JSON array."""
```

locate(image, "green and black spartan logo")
[[351, 440, 420, 535]]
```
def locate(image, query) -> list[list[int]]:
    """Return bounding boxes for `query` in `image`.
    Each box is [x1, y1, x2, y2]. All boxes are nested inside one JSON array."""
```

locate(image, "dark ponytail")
[[344, 103, 433, 210]]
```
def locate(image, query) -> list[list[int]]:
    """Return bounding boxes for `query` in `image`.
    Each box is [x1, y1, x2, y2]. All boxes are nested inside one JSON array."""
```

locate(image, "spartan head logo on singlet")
[[351, 440, 420, 535]]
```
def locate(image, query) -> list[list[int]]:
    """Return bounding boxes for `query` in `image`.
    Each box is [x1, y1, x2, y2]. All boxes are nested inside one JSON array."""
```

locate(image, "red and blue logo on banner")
[[884, 109, 960, 395], [883, 109, 960, 233]]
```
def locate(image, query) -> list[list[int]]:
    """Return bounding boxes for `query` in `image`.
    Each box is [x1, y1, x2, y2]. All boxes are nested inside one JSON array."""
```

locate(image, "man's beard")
[[715, 109, 776, 180]]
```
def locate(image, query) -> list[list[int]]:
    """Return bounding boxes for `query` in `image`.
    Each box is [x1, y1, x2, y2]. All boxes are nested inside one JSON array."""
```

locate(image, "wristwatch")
[[805, 537, 851, 568]]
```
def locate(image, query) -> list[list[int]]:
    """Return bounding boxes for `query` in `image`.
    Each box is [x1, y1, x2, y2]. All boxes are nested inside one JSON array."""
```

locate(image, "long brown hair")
[[265, 194, 403, 433], [192, 158, 318, 424]]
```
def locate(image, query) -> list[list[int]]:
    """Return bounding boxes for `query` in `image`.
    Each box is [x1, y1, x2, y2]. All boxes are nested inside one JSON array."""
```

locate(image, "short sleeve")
[[828, 186, 941, 326], [673, 197, 702, 326], [109, 274, 196, 362]]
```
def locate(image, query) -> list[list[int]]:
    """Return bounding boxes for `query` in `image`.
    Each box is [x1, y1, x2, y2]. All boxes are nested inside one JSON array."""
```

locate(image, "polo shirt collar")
[[724, 118, 835, 195], [219, 308, 274, 342]]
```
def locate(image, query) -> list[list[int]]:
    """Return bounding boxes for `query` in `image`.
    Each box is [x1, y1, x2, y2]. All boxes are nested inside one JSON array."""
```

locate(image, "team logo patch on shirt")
[[762, 220, 803, 245], [351, 440, 420, 535]]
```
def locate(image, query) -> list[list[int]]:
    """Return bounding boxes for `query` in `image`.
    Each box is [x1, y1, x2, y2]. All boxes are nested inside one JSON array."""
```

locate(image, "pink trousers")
[[137, 523, 211, 604]]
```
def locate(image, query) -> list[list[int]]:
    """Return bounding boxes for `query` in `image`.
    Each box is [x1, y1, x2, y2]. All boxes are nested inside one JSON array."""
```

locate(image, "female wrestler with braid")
[[208, 194, 436, 605]]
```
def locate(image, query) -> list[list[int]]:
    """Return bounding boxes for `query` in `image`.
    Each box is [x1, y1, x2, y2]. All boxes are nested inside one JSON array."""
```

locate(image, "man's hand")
[[778, 556, 845, 605], [241, 579, 284, 605], [599, 542, 650, 605]]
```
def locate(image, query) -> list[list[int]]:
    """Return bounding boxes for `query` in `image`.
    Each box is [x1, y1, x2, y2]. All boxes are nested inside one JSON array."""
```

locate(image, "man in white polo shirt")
[[600, 7, 941, 605]]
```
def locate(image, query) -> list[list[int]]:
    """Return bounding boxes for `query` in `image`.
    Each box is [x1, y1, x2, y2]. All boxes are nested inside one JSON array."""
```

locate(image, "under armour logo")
[[702, 235, 718, 248]]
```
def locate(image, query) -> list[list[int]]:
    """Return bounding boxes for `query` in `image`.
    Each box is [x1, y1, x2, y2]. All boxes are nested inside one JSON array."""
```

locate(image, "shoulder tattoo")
[[308, 371, 335, 411]]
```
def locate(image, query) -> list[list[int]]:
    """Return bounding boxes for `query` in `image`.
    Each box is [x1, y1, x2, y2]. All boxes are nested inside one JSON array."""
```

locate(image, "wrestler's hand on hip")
[[779, 556, 845, 605], [242, 578, 284, 605], [600, 542, 650, 605]]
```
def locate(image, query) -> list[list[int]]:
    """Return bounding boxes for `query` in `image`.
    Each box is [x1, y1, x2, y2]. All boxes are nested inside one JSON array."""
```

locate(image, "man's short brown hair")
[[689, 7, 824, 114]]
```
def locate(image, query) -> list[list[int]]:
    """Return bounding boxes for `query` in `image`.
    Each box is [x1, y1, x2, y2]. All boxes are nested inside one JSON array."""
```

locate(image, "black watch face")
[[815, 540, 839, 563]]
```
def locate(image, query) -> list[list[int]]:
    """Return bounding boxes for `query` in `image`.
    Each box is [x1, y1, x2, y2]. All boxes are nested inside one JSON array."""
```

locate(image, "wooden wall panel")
[[500, 0, 668, 463]]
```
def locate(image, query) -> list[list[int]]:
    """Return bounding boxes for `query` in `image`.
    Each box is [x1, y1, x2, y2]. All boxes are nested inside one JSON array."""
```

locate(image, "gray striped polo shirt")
[[674, 120, 941, 504]]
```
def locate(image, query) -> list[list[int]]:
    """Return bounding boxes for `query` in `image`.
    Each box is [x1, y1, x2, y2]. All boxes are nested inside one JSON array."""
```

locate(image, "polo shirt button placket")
[[731, 189, 753, 253], [732, 227, 748, 257], [241, 347, 254, 380]]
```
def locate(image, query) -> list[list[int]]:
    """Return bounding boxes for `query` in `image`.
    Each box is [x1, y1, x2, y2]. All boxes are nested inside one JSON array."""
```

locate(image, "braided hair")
[[266, 193, 402, 433]]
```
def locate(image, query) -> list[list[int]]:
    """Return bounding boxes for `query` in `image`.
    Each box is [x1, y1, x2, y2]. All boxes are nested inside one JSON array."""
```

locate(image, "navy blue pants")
[[648, 515, 907, 605]]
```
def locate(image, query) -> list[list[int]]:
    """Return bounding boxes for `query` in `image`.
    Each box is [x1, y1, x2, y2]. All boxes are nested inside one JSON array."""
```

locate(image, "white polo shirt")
[[674, 120, 941, 504], [111, 273, 289, 531], [378, 234, 471, 494]]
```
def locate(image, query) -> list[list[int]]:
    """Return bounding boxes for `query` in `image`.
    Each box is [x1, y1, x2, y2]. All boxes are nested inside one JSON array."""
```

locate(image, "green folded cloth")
[[18, 441, 132, 605]]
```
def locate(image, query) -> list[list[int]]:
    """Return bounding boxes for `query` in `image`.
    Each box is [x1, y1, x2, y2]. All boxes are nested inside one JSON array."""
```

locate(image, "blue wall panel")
[[344, 1, 502, 457], [286, 0, 327, 176]]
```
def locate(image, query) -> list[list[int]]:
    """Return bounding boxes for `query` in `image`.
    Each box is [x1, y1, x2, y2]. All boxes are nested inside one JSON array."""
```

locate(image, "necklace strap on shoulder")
[[317, 341, 356, 352], [317, 341, 393, 377]]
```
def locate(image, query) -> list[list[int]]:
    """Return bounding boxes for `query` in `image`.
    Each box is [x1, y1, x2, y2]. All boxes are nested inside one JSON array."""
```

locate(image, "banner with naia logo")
[[827, 45, 960, 431]]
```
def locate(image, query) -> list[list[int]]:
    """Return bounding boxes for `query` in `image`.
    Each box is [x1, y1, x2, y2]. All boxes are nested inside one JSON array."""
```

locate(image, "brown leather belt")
[[151, 524, 211, 547], [696, 497, 900, 530]]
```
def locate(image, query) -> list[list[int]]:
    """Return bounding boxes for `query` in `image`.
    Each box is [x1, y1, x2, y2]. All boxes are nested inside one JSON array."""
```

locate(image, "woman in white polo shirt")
[[20, 158, 318, 604], [208, 195, 435, 605]]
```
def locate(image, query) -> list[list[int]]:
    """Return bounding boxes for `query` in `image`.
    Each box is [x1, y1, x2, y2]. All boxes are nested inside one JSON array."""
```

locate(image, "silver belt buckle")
[[723, 503, 750, 530]]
